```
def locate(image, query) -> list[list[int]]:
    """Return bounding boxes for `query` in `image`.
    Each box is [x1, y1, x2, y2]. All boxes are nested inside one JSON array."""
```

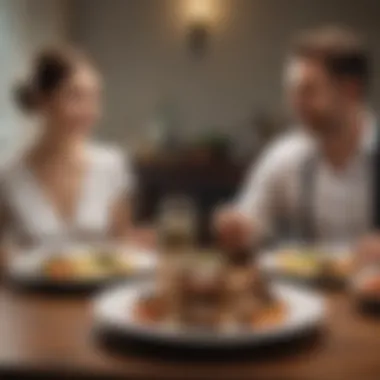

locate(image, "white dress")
[[0, 143, 134, 248]]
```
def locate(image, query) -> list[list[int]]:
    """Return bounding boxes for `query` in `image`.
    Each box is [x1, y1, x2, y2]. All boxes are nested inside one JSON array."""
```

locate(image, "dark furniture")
[[134, 157, 248, 243]]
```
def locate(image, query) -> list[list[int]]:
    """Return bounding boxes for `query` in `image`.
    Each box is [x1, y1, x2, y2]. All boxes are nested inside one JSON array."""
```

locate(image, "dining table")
[[0, 280, 380, 380]]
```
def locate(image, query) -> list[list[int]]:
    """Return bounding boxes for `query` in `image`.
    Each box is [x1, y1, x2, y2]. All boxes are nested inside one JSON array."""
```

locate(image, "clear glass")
[[157, 196, 197, 255]]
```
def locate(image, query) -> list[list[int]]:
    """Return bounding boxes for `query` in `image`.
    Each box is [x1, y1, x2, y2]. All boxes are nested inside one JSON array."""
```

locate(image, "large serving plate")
[[7, 243, 157, 292], [259, 243, 353, 286], [93, 280, 325, 349]]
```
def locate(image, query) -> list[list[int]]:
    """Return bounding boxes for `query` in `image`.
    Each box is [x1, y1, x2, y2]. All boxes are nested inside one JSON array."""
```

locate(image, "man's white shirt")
[[236, 116, 377, 243]]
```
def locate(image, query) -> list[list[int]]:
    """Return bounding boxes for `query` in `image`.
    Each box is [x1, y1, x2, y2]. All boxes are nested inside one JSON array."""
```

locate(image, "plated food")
[[8, 243, 156, 291], [42, 249, 134, 280], [135, 251, 284, 330], [94, 280, 324, 349], [260, 245, 354, 284], [93, 244, 325, 349]]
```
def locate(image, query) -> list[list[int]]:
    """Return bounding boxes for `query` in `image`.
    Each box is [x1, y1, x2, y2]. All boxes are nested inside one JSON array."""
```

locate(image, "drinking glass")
[[157, 196, 197, 256]]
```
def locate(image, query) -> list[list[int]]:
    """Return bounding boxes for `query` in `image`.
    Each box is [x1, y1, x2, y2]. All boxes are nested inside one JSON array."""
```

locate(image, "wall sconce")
[[185, 0, 215, 57], [187, 21, 209, 57]]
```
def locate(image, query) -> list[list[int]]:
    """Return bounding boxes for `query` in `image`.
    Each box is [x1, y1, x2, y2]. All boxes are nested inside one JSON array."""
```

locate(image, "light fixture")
[[185, 0, 215, 57]]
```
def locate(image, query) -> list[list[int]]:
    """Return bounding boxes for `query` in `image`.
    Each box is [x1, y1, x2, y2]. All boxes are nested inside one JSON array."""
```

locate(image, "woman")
[[0, 46, 136, 249]]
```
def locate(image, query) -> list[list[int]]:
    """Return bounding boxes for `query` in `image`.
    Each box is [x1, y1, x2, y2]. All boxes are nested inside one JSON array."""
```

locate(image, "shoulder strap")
[[298, 153, 318, 243]]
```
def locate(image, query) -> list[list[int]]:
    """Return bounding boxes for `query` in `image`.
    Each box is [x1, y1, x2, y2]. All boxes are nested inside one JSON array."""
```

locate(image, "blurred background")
[[2, 0, 380, 238]]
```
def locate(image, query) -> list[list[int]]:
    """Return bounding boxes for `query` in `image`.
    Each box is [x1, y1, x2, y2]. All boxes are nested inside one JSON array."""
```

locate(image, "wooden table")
[[0, 285, 380, 380]]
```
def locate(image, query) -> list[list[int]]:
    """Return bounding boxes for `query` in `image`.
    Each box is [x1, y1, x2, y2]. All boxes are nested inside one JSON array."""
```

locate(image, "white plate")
[[259, 243, 352, 280], [93, 281, 325, 348], [7, 243, 157, 289]]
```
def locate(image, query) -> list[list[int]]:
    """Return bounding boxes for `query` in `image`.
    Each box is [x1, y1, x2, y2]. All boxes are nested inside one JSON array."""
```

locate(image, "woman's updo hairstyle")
[[14, 46, 88, 113]]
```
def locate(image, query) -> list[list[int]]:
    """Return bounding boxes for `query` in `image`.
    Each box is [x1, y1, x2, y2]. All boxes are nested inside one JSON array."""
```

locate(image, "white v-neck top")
[[0, 143, 134, 248]]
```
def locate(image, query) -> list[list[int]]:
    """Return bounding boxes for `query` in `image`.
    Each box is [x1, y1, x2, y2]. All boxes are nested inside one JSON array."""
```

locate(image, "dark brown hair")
[[14, 46, 90, 113], [291, 26, 371, 94]]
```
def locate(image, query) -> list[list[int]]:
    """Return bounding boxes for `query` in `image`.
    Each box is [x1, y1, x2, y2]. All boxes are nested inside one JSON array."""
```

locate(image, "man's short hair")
[[291, 26, 371, 94]]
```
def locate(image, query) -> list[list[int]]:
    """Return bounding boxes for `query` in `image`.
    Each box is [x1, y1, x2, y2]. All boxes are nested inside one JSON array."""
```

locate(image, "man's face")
[[285, 57, 346, 138]]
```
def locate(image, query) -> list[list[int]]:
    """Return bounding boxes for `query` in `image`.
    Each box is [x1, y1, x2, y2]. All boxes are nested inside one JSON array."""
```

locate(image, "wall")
[[72, 0, 380, 144], [0, 0, 69, 159]]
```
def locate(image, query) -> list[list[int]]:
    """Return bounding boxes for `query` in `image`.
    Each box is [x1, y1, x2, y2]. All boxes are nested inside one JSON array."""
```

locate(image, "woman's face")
[[42, 64, 102, 137]]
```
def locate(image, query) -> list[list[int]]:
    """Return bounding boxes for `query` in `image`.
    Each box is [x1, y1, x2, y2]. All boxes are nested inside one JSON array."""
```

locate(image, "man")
[[216, 26, 378, 249]]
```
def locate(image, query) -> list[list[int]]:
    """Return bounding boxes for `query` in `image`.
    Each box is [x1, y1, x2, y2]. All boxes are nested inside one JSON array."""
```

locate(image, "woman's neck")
[[28, 128, 87, 168]]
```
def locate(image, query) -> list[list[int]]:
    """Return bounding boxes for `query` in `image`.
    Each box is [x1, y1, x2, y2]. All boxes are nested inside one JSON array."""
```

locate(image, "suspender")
[[273, 124, 380, 243], [299, 125, 380, 240], [273, 153, 318, 244], [298, 154, 318, 243]]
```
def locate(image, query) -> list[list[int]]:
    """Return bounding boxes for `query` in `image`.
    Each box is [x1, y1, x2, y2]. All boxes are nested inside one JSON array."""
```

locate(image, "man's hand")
[[213, 206, 257, 250]]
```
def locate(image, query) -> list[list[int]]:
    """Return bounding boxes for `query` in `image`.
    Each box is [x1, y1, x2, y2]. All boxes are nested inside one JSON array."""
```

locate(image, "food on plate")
[[135, 292, 168, 324], [319, 255, 353, 278], [42, 247, 134, 281], [274, 248, 353, 279], [134, 247, 286, 330], [92, 250, 134, 275], [253, 302, 287, 328], [276, 250, 320, 277], [43, 257, 77, 280]]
